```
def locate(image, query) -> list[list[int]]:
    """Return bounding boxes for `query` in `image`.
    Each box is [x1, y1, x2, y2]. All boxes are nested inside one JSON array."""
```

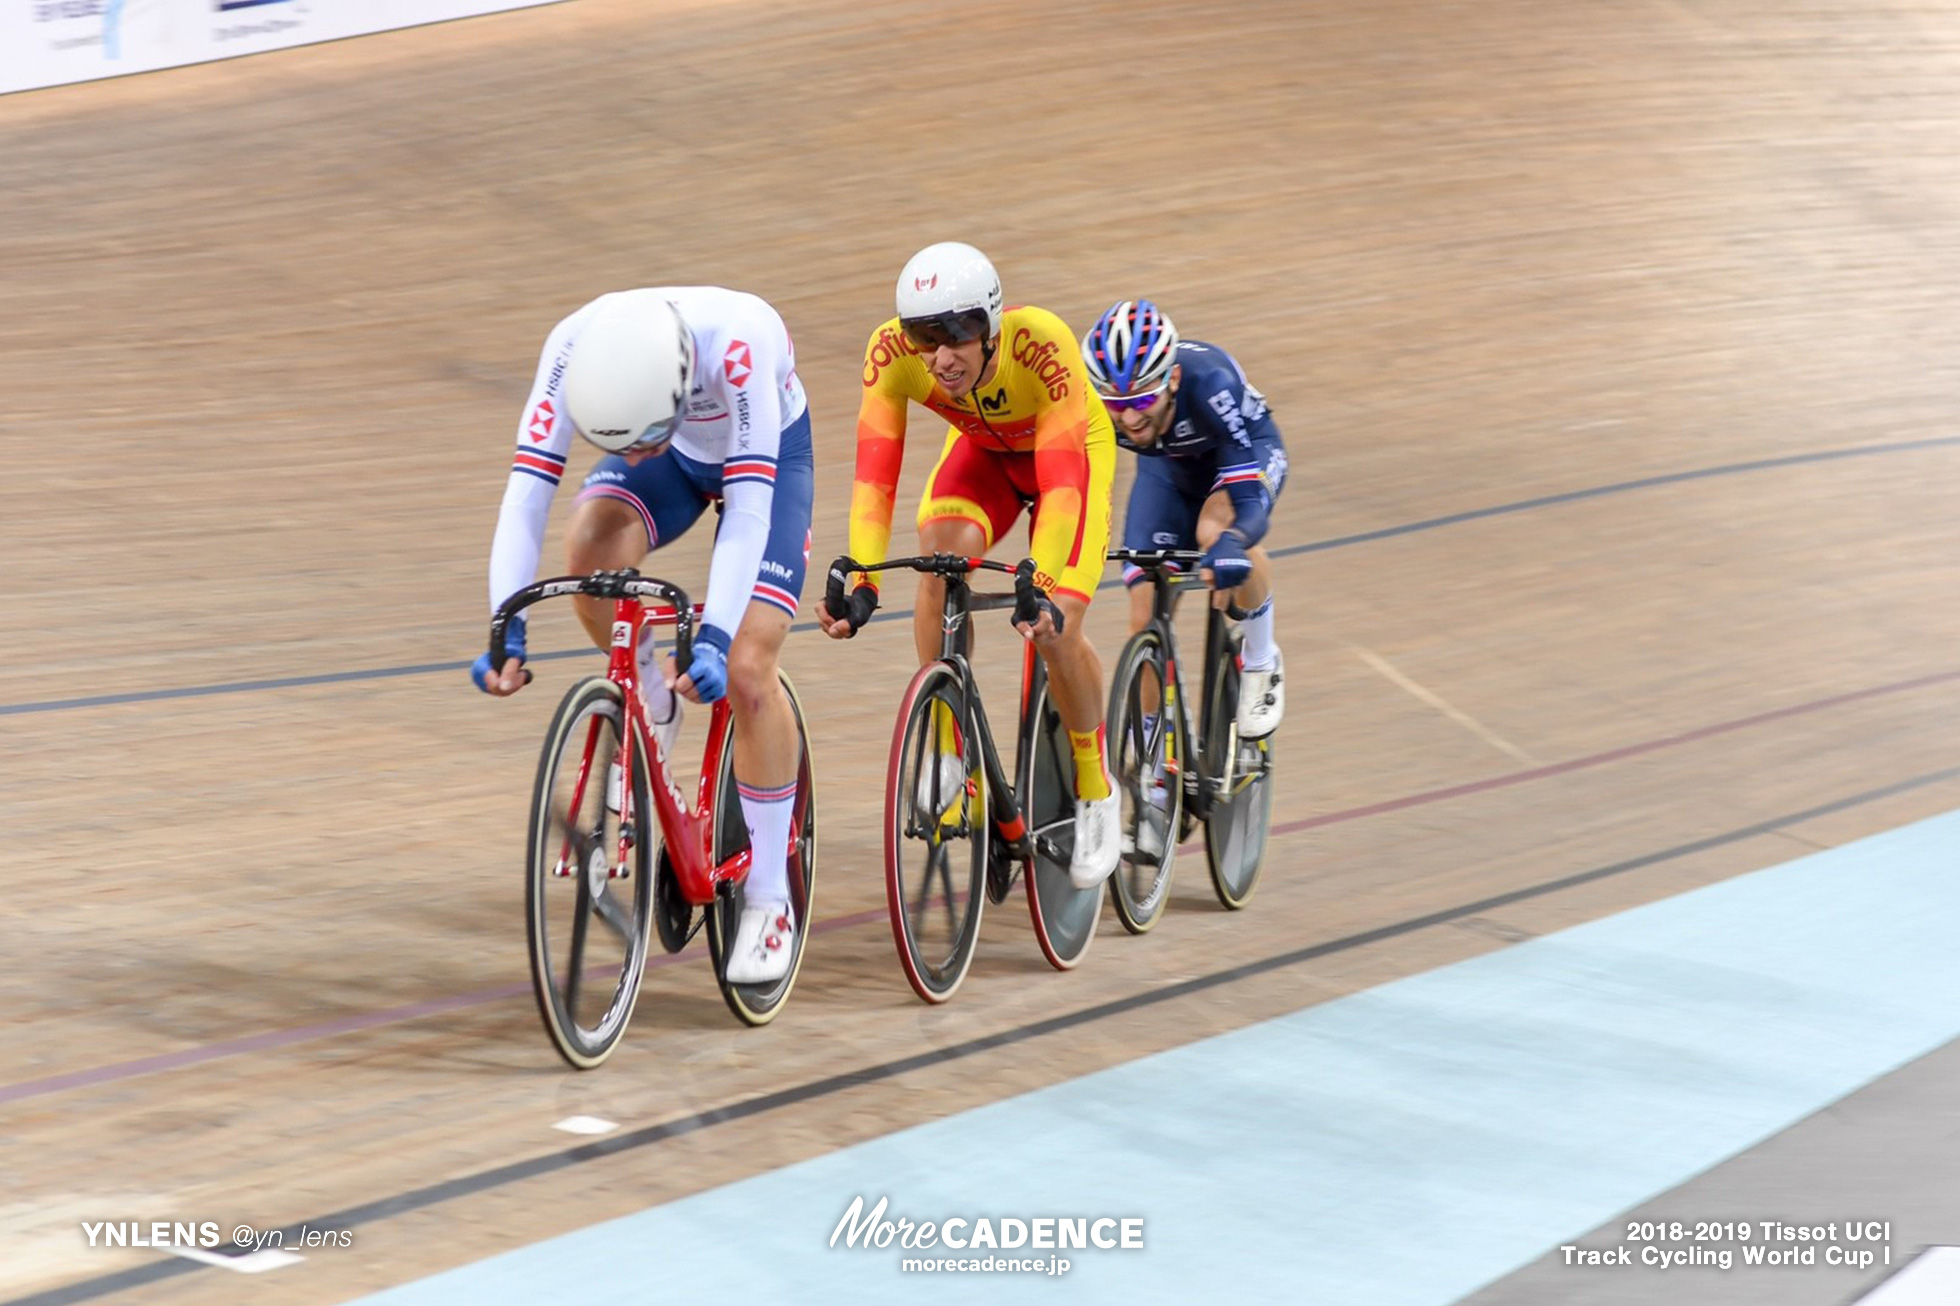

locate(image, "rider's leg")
[[908, 516, 987, 818], [1195, 491, 1274, 666], [912, 430, 1016, 665], [1038, 429, 1119, 806], [721, 414, 817, 985], [727, 601, 798, 909], [1195, 491, 1283, 737], [907, 433, 1018, 818], [1119, 458, 1201, 726], [566, 496, 655, 644], [570, 461, 709, 730], [1034, 594, 1108, 792]]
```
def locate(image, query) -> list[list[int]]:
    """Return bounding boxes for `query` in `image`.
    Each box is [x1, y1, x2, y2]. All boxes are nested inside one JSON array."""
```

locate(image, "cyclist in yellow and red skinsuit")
[[817, 242, 1121, 888]]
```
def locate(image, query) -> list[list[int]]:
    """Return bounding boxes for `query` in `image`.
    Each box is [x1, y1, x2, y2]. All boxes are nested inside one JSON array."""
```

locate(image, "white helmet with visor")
[[895, 242, 1003, 351], [562, 290, 697, 455]]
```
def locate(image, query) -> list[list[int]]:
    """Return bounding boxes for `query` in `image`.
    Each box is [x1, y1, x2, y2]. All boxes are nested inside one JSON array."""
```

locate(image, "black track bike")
[[1102, 548, 1275, 932]]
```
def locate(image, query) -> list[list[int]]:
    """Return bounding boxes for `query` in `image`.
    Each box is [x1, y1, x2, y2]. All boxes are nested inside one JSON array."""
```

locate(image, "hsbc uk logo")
[[724, 341, 754, 387], [913, 275, 938, 291], [527, 398, 556, 443]]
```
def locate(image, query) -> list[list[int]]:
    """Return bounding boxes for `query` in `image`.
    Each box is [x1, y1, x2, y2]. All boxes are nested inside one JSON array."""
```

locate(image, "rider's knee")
[[725, 639, 779, 717], [920, 516, 986, 553], [566, 503, 645, 570]]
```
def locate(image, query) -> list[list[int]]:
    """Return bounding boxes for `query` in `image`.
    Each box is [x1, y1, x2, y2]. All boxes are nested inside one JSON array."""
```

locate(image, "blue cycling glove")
[[471, 616, 527, 693], [1201, 530, 1253, 591], [685, 625, 732, 703]]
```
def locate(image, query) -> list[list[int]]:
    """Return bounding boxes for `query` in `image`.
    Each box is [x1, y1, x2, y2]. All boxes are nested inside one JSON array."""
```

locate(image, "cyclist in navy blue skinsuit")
[[1081, 299, 1287, 740]]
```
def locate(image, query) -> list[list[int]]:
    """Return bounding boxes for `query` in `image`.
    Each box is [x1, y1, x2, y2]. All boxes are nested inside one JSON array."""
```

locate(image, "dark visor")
[[900, 310, 990, 351]]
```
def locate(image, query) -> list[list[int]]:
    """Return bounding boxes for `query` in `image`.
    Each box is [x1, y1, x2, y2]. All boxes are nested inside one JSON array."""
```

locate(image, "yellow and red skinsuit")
[[849, 305, 1115, 603]]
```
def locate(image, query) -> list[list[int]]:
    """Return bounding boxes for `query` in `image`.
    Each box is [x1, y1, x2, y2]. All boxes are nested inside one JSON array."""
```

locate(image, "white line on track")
[[1346, 643, 1542, 766]]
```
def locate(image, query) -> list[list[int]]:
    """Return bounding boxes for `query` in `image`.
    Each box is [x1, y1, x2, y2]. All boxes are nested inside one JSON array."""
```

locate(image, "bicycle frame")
[[934, 573, 1045, 860], [491, 571, 751, 909], [1108, 549, 1238, 821], [833, 553, 1047, 862]]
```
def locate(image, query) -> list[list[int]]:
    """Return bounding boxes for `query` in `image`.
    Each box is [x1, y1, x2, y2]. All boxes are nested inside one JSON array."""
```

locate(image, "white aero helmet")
[[561, 290, 697, 454], [895, 241, 1004, 348]]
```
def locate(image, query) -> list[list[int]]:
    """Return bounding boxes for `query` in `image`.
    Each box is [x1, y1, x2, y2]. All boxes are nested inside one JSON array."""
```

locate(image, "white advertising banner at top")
[[1, 0, 569, 95]]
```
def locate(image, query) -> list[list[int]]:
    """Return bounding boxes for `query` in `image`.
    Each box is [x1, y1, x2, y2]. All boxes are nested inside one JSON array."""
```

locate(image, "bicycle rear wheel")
[[886, 661, 987, 1003], [1106, 627, 1183, 934], [705, 671, 818, 1026], [1202, 640, 1273, 908], [1021, 671, 1101, 969], [525, 676, 654, 1070]]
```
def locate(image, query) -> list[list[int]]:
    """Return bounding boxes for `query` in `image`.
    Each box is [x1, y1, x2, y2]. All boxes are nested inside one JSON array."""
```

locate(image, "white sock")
[[637, 627, 677, 724], [1240, 598, 1277, 672], [737, 780, 797, 911]]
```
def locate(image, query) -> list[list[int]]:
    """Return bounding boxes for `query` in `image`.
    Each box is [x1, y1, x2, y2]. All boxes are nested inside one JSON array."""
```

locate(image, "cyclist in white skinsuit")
[[475, 286, 817, 985]]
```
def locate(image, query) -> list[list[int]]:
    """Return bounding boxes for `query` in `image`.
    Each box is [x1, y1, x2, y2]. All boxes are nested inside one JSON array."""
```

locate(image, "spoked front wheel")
[[1021, 668, 1101, 970], [886, 661, 988, 1003], [525, 676, 654, 1070], [1202, 642, 1273, 909], [1106, 628, 1184, 934], [705, 670, 819, 1026]]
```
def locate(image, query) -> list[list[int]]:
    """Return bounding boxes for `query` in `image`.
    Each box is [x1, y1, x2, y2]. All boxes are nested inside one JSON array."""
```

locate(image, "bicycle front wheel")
[[525, 676, 654, 1070], [1202, 642, 1273, 908], [886, 661, 988, 1003], [1106, 627, 1183, 934], [705, 670, 818, 1026]]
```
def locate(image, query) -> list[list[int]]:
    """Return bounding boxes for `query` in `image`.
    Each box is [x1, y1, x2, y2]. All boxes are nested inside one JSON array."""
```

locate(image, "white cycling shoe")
[[1236, 650, 1284, 740], [722, 901, 796, 985], [1070, 792, 1122, 889]]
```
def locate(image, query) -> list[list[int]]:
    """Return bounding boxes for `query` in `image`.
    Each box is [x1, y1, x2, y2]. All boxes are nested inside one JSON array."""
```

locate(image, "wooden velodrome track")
[[4, 0, 1959, 1300]]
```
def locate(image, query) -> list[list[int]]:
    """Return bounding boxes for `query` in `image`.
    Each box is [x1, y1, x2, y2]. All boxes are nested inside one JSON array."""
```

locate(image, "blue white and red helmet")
[[1081, 299, 1179, 397]]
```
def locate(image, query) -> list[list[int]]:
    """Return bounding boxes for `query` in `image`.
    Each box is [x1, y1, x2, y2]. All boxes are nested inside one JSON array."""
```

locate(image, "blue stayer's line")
[[351, 810, 1960, 1305], [102, 0, 126, 59], [5, 434, 1957, 718]]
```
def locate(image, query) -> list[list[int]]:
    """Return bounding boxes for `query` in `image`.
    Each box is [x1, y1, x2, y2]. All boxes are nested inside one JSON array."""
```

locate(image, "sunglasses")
[[900, 310, 990, 352], [1099, 383, 1171, 414], [618, 411, 684, 454]]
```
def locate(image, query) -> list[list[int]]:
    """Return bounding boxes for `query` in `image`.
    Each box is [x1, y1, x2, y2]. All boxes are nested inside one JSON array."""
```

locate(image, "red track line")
[[3, 667, 1953, 1107]]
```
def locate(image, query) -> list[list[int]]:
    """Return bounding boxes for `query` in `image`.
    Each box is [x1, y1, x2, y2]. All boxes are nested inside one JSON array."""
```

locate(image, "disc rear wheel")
[[1202, 644, 1273, 909], [1022, 674, 1101, 969], [705, 671, 819, 1025]]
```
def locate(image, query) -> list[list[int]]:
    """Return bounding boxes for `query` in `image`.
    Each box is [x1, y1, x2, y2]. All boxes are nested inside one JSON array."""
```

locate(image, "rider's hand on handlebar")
[[1010, 558, 1066, 643], [473, 616, 531, 696], [818, 581, 880, 640], [1200, 529, 1253, 593], [675, 626, 731, 704]]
